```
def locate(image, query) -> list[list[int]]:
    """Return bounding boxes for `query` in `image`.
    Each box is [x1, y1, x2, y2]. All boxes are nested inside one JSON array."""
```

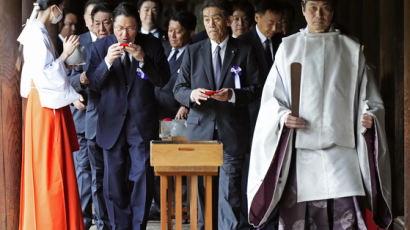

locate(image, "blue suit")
[[70, 31, 111, 230], [87, 34, 170, 230], [69, 32, 94, 229]]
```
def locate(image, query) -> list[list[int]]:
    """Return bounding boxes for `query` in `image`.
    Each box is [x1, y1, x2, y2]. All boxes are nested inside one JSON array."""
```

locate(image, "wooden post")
[[0, 0, 23, 229], [403, 0, 410, 228]]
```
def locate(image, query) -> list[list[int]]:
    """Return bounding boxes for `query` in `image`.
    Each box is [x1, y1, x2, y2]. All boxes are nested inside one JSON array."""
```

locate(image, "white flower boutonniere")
[[230, 65, 242, 88], [136, 68, 147, 80]]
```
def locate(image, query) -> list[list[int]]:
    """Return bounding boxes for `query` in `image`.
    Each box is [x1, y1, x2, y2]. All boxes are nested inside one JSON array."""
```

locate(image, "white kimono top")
[[18, 19, 79, 109], [247, 28, 392, 228]]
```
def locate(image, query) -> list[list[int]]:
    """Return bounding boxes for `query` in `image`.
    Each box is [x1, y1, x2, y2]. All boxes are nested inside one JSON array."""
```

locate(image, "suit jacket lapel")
[[218, 38, 237, 89], [202, 40, 216, 90], [252, 27, 269, 74]]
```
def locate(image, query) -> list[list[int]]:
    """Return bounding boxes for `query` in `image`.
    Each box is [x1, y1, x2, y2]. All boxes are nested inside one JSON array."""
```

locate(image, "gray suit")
[[174, 37, 260, 229], [69, 31, 109, 230]]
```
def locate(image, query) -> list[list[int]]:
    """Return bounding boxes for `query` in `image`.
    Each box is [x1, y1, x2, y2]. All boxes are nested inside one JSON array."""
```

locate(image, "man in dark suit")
[[155, 10, 196, 120], [137, 0, 167, 40], [149, 10, 197, 220], [237, 1, 284, 229], [69, 3, 113, 230], [87, 3, 170, 230], [173, 1, 260, 229]]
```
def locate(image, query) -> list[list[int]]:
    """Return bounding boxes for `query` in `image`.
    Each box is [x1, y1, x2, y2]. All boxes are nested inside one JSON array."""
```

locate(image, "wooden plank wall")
[[403, 0, 410, 228], [0, 0, 22, 229]]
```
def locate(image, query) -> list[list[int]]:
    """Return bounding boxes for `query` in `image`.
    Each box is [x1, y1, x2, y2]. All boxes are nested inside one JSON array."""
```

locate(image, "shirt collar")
[[210, 36, 229, 53], [140, 27, 158, 35], [58, 33, 65, 42], [256, 24, 269, 43], [90, 31, 97, 42], [172, 44, 188, 54]]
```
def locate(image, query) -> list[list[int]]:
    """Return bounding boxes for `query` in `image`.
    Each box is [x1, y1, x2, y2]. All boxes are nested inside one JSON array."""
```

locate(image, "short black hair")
[[169, 11, 196, 32], [301, 0, 336, 9], [112, 2, 140, 25], [91, 3, 112, 20], [83, 0, 106, 15], [255, 0, 283, 16], [137, 0, 162, 12], [201, 0, 232, 19], [232, 0, 255, 25], [37, 0, 63, 11]]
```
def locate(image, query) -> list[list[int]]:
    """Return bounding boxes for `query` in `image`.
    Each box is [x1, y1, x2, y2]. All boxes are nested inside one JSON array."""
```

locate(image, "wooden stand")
[[151, 140, 223, 230]]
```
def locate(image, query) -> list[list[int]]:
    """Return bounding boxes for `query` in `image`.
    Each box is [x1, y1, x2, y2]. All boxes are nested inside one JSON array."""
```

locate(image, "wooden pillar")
[[404, 0, 410, 228], [0, 0, 23, 229]]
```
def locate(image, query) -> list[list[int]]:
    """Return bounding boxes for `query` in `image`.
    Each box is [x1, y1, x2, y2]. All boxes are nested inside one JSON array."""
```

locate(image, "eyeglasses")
[[114, 26, 137, 33]]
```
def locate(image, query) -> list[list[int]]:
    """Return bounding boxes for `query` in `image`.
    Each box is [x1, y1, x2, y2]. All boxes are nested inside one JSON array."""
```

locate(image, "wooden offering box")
[[151, 140, 223, 230]]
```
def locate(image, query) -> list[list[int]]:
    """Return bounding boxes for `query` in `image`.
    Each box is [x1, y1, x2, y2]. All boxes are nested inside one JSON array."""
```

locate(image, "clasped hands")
[[191, 88, 232, 105], [105, 43, 145, 65], [284, 113, 374, 129]]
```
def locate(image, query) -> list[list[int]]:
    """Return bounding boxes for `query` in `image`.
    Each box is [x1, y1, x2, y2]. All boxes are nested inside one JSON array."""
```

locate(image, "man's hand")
[[284, 114, 306, 129], [175, 106, 189, 120], [80, 72, 89, 85], [211, 88, 232, 102], [191, 88, 210, 105], [125, 44, 145, 62], [361, 113, 373, 129], [73, 95, 87, 110], [105, 43, 123, 65]]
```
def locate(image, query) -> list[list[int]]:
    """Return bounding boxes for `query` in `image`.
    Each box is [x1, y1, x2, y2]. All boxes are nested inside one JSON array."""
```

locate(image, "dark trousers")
[[87, 138, 110, 230], [102, 122, 154, 230], [73, 133, 93, 229], [197, 129, 245, 230]]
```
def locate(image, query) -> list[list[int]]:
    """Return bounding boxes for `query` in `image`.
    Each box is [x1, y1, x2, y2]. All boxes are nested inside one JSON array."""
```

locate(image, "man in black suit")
[[87, 3, 170, 230], [173, 1, 260, 229], [237, 1, 284, 229], [137, 0, 167, 40]]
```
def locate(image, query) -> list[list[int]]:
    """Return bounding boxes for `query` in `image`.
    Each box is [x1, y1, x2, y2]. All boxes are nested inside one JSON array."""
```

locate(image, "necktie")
[[264, 39, 273, 68], [168, 49, 179, 69], [122, 51, 130, 79], [213, 46, 222, 88]]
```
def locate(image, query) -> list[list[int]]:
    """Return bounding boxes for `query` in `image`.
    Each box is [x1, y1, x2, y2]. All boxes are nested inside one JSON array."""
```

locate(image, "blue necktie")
[[213, 46, 221, 88], [168, 49, 179, 69]]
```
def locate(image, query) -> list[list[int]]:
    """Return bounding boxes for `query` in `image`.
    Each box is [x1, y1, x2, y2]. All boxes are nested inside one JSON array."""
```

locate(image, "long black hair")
[[37, 0, 64, 11]]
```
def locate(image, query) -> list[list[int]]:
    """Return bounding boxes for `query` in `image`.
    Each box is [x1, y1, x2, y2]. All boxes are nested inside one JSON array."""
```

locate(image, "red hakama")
[[19, 86, 84, 230]]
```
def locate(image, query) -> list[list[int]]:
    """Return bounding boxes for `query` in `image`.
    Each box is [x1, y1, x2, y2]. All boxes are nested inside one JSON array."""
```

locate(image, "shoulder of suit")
[[93, 34, 115, 48], [229, 37, 253, 51], [237, 30, 253, 41], [187, 39, 206, 51], [79, 32, 92, 45]]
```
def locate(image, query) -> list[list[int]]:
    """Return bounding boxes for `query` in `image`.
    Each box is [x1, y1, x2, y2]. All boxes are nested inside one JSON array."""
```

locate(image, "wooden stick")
[[290, 62, 302, 117]]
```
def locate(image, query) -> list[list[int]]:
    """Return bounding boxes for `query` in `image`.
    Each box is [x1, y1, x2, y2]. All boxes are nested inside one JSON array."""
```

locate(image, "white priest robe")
[[247, 28, 392, 228], [18, 19, 79, 109]]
